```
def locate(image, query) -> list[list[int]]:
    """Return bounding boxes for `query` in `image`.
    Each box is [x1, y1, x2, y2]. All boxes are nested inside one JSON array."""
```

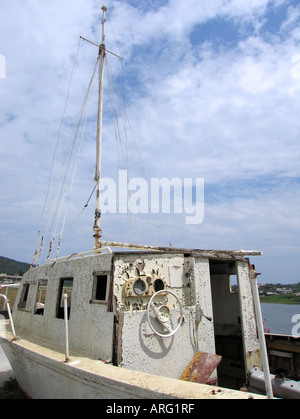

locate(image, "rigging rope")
[[53, 58, 99, 260], [32, 38, 82, 267], [32, 32, 173, 265], [105, 57, 159, 245], [48, 59, 99, 262], [104, 55, 172, 247], [34, 46, 99, 265]]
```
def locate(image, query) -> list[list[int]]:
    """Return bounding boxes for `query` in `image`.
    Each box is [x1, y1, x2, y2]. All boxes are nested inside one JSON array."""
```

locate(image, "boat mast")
[[93, 5, 107, 251]]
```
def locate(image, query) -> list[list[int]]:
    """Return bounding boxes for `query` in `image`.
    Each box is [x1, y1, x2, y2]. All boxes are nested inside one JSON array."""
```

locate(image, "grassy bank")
[[260, 294, 300, 305]]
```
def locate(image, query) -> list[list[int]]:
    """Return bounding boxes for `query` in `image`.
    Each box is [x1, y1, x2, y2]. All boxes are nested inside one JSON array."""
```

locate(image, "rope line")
[[32, 32, 173, 264]]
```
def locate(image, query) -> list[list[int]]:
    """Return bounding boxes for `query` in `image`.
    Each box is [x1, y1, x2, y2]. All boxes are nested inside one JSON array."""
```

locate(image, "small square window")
[[34, 279, 48, 315], [56, 278, 73, 319], [18, 283, 30, 310], [91, 274, 108, 303]]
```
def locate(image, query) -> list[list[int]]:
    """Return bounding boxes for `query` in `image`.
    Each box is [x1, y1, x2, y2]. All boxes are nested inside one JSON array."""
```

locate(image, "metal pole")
[[6, 301, 17, 340], [250, 270, 273, 399], [63, 293, 70, 363], [3, 287, 8, 310], [0, 294, 17, 340]]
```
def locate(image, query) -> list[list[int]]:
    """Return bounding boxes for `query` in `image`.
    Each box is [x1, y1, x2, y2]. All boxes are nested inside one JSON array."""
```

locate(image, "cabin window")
[[91, 274, 109, 303], [18, 283, 30, 310], [56, 278, 73, 319], [34, 279, 48, 315], [230, 275, 238, 294]]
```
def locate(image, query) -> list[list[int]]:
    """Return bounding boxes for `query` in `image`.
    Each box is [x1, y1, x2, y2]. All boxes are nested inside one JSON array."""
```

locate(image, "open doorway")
[[209, 260, 246, 390]]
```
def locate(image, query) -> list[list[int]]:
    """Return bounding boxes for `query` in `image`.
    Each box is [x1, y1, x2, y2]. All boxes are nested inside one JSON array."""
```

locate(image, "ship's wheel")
[[146, 290, 184, 338]]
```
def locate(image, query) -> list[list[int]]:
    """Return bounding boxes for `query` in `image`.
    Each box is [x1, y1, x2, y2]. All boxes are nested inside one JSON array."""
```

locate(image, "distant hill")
[[0, 256, 31, 276]]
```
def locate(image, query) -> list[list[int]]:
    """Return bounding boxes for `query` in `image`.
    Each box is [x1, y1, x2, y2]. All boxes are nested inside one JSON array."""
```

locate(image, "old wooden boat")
[[0, 5, 277, 399]]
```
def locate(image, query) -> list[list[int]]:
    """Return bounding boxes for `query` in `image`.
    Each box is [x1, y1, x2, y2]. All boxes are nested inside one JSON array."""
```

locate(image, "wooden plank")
[[267, 341, 300, 354], [100, 240, 262, 258], [180, 351, 222, 384]]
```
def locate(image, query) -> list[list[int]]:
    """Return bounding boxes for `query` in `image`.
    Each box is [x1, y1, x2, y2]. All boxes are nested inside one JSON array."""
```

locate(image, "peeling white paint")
[[1, 250, 263, 397]]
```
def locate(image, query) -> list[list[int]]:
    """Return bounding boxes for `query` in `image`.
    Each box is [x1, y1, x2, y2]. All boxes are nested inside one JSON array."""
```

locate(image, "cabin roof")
[[44, 246, 262, 267], [113, 248, 261, 261]]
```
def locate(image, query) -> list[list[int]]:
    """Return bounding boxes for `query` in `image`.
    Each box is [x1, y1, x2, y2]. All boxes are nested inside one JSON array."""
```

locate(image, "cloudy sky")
[[0, 0, 299, 284]]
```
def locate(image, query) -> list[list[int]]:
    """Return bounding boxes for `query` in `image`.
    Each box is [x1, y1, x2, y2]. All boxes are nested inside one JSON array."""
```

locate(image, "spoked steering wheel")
[[147, 290, 184, 338]]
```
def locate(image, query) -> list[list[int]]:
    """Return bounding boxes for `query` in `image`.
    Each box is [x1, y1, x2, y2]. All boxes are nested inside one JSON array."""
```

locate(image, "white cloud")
[[0, 0, 299, 283], [281, 4, 300, 31], [121, 27, 299, 185]]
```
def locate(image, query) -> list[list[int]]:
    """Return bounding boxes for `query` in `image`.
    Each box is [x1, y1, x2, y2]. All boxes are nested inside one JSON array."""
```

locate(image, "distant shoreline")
[[260, 295, 300, 305]]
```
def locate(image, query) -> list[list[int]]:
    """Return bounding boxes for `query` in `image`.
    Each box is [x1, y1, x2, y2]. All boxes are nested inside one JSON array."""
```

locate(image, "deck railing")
[[0, 294, 17, 340]]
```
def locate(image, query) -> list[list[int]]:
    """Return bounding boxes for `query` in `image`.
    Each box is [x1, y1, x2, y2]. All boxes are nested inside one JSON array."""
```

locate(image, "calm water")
[[261, 303, 300, 336]]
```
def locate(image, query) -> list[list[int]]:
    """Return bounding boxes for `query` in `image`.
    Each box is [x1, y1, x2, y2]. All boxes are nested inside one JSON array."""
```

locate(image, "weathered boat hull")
[[1, 250, 270, 399], [0, 327, 265, 399]]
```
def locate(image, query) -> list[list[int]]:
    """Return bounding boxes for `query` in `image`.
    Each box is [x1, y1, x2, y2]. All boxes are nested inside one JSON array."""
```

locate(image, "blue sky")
[[0, 0, 299, 284]]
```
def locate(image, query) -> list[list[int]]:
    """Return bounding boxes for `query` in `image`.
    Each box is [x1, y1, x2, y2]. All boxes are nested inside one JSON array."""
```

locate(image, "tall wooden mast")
[[93, 5, 107, 251]]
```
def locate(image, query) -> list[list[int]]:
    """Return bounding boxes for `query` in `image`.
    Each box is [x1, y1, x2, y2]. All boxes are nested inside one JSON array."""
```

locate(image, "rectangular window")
[[56, 278, 73, 319], [91, 274, 108, 303], [18, 283, 30, 310], [230, 275, 238, 294], [34, 279, 48, 315]]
